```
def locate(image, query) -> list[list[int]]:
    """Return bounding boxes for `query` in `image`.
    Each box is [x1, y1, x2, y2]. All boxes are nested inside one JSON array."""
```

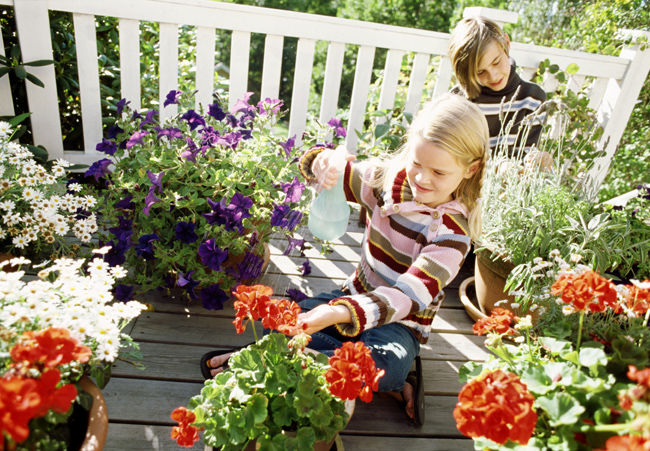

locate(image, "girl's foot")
[[207, 352, 232, 378], [386, 381, 415, 420]]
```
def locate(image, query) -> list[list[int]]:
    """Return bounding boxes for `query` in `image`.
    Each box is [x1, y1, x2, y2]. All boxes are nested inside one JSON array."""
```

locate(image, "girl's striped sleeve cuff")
[[329, 297, 364, 337]]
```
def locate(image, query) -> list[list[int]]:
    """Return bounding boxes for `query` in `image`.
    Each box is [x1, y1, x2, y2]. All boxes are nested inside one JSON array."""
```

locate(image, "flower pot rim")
[[459, 277, 487, 322]]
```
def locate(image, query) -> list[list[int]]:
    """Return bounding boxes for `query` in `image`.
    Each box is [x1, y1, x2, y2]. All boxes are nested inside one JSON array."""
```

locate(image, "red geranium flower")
[[325, 341, 384, 403], [232, 284, 273, 333], [454, 369, 538, 445], [605, 434, 650, 451], [170, 406, 201, 448], [625, 281, 650, 315], [551, 270, 618, 313], [628, 365, 650, 388], [10, 327, 92, 369], [473, 308, 516, 336]]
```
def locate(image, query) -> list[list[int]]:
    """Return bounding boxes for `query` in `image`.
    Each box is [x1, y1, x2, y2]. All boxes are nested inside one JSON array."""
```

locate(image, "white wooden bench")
[[1, 0, 649, 187]]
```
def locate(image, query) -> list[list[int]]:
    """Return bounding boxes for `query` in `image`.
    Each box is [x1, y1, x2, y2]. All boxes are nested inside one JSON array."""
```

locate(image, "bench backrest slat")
[[195, 26, 217, 111], [260, 35, 284, 102], [119, 18, 142, 112]]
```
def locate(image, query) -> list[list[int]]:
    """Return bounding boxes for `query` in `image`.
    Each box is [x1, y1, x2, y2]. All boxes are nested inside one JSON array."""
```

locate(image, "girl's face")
[[406, 138, 479, 209], [476, 37, 511, 92]]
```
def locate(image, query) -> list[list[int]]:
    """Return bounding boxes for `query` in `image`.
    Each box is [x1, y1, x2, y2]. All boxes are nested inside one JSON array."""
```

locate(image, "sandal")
[[405, 355, 425, 427], [200, 349, 233, 380]]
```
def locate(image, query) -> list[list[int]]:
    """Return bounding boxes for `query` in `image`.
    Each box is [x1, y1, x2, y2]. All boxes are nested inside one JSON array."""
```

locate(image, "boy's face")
[[476, 37, 511, 92]]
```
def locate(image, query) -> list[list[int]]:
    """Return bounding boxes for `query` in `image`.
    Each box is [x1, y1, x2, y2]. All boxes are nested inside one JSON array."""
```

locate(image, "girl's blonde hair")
[[448, 17, 509, 99], [369, 94, 489, 242]]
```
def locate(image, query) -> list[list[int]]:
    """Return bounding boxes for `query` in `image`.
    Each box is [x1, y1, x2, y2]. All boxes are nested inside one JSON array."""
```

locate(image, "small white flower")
[[556, 298, 564, 305], [67, 182, 82, 192], [0, 200, 15, 211], [562, 305, 575, 315], [510, 302, 520, 309], [12, 235, 28, 249], [494, 299, 509, 306], [631, 279, 650, 290], [569, 253, 583, 263], [514, 336, 525, 343], [549, 249, 560, 258]]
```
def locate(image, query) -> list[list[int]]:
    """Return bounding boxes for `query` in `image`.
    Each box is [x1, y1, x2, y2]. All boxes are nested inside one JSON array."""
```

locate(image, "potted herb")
[[0, 255, 146, 450], [454, 255, 650, 450], [90, 92, 335, 307], [170, 284, 384, 450]]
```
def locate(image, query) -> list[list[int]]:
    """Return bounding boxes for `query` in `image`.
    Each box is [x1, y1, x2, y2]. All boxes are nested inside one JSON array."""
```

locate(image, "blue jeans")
[[299, 290, 420, 393]]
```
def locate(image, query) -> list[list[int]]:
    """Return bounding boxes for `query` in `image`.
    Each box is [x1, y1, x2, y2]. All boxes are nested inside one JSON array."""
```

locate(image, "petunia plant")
[[91, 91, 344, 308], [170, 284, 384, 450], [455, 260, 650, 450]]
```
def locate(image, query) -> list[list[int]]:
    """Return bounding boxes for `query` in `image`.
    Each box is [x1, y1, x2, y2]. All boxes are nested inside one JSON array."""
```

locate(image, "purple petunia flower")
[[229, 193, 253, 223], [143, 186, 162, 217], [180, 110, 206, 131], [108, 215, 133, 237], [257, 98, 283, 116], [176, 270, 200, 300], [96, 139, 117, 156], [147, 170, 165, 194], [201, 284, 229, 311], [175, 221, 198, 244], [152, 126, 183, 141], [163, 90, 183, 107], [198, 238, 229, 271], [136, 233, 159, 261], [126, 130, 149, 150], [140, 110, 159, 129], [85, 158, 112, 181], [208, 103, 227, 122], [327, 117, 347, 138], [286, 288, 308, 302], [281, 177, 306, 203], [216, 131, 242, 150], [114, 284, 134, 302], [237, 251, 264, 281], [279, 135, 296, 160], [283, 236, 307, 257], [107, 125, 124, 139], [116, 98, 130, 115], [231, 92, 255, 116], [270, 205, 303, 232], [101, 239, 131, 267], [300, 259, 312, 276], [115, 196, 135, 211]]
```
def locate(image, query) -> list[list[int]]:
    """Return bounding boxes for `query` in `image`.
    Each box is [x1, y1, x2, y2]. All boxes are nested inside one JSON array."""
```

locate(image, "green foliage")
[[190, 333, 350, 451]]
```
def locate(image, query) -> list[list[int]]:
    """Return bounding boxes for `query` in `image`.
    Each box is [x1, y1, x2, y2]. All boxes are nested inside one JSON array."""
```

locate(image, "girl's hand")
[[278, 304, 352, 336], [312, 145, 356, 190]]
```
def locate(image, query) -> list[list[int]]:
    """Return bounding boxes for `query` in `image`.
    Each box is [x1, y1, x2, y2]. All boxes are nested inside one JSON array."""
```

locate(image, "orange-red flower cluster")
[[325, 341, 385, 403], [0, 368, 77, 444], [232, 284, 304, 334], [10, 327, 92, 369], [619, 365, 650, 411], [605, 434, 650, 450], [626, 281, 650, 316], [551, 270, 618, 313], [472, 308, 516, 336], [454, 369, 538, 445], [170, 406, 201, 448]]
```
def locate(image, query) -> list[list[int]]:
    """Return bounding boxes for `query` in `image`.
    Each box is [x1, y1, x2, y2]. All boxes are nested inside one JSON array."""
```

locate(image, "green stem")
[[579, 422, 632, 433], [576, 310, 585, 352], [251, 316, 259, 343]]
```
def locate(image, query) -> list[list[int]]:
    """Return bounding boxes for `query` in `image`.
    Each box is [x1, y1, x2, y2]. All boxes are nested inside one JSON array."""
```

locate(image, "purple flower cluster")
[[203, 193, 253, 234]]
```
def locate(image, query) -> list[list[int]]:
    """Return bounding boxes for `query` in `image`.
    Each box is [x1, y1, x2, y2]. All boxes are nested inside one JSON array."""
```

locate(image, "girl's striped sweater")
[[300, 151, 472, 344]]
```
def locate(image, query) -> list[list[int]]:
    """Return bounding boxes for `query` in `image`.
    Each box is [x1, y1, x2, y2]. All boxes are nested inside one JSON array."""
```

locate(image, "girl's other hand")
[[278, 304, 352, 336], [312, 145, 356, 190]]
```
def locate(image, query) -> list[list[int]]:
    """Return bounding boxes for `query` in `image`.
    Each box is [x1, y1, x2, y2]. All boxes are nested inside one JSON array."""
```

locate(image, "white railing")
[[1, 0, 649, 187]]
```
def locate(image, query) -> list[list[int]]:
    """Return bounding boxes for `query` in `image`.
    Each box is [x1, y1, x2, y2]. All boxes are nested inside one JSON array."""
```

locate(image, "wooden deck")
[[102, 212, 489, 450]]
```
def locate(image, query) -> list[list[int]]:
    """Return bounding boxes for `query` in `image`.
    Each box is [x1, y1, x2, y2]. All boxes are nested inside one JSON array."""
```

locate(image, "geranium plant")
[[90, 91, 342, 307], [455, 256, 650, 450], [0, 121, 98, 261], [171, 284, 384, 450], [0, 255, 146, 450]]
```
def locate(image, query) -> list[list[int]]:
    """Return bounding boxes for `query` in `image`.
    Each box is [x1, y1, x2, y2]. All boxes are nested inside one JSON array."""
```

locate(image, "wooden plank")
[[105, 424, 204, 451], [195, 26, 216, 110], [73, 13, 103, 156], [345, 45, 376, 152], [228, 30, 251, 111], [288, 38, 316, 143], [159, 22, 179, 122], [431, 55, 453, 99], [119, 18, 141, 110], [404, 52, 430, 117], [340, 436, 474, 451], [319, 41, 346, 127], [260, 34, 284, 101], [377, 49, 405, 113], [269, 238, 362, 263], [420, 332, 489, 362]]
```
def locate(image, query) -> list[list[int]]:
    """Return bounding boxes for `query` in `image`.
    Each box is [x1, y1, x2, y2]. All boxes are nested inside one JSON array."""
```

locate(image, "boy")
[[448, 16, 547, 156]]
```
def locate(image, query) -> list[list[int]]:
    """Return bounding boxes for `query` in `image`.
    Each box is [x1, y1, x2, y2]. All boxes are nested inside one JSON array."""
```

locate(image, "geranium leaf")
[[293, 394, 322, 417], [270, 395, 293, 427], [520, 366, 553, 395], [578, 347, 607, 375], [307, 399, 333, 427], [535, 392, 585, 426], [244, 393, 269, 425], [538, 337, 572, 355], [283, 427, 316, 451]]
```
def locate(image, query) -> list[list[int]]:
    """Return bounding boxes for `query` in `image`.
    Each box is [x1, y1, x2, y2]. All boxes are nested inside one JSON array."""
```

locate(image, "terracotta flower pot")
[[78, 376, 109, 451], [473, 249, 516, 316]]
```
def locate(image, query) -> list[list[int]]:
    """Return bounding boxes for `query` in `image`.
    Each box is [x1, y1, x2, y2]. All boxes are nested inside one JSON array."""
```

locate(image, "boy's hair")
[[370, 94, 489, 242], [448, 17, 509, 99]]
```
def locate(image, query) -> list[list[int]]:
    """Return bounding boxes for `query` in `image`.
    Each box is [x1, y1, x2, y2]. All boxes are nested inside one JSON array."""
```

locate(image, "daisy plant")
[[92, 91, 345, 308], [0, 122, 98, 261], [0, 255, 146, 450], [171, 284, 384, 451], [455, 259, 650, 450]]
